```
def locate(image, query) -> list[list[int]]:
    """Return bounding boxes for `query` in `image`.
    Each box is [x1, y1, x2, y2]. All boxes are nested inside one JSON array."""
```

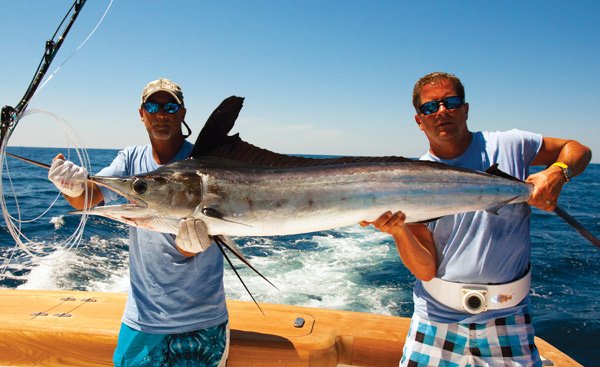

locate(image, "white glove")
[[48, 158, 88, 197], [176, 218, 213, 254]]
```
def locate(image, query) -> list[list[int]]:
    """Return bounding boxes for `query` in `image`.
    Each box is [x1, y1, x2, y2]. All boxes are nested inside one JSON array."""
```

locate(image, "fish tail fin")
[[486, 165, 599, 247]]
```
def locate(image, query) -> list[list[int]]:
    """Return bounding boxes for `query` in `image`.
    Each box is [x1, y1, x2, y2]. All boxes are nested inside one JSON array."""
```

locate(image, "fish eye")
[[132, 178, 148, 195]]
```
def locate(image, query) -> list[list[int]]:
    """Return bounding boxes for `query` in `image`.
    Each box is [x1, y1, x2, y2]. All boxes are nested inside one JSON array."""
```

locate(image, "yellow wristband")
[[550, 162, 572, 182]]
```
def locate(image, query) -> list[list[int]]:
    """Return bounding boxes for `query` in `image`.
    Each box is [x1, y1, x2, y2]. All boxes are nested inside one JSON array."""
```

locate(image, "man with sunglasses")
[[363, 72, 591, 366], [47, 78, 229, 367]]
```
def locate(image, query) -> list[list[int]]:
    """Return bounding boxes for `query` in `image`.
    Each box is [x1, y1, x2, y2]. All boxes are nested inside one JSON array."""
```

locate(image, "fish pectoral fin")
[[201, 206, 253, 228], [202, 207, 224, 219], [176, 218, 212, 254]]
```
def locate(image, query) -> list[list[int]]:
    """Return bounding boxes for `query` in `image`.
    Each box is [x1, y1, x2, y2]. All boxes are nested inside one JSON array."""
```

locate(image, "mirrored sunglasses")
[[143, 101, 182, 114], [419, 96, 464, 115]]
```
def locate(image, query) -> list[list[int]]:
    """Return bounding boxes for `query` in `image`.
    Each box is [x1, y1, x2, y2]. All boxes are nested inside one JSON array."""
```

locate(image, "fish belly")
[[202, 171, 530, 237]]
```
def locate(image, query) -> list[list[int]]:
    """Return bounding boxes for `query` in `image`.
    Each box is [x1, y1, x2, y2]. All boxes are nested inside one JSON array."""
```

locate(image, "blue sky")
[[1, 1, 599, 162]]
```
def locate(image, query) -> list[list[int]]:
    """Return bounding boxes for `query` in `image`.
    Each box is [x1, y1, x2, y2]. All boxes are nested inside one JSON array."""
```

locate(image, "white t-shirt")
[[97, 141, 228, 333], [414, 129, 543, 323]]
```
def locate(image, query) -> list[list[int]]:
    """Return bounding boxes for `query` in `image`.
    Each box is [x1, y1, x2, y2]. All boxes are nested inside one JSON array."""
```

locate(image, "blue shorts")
[[400, 308, 542, 367], [113, 321, 229, 367]]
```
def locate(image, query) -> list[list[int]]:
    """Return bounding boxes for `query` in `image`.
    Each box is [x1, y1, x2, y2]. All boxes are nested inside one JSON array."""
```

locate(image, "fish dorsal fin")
[[484, 163, 523, 183], [190, 96, 413, 168], [190, 96, 245, 158], [205, 133, 413, 167]]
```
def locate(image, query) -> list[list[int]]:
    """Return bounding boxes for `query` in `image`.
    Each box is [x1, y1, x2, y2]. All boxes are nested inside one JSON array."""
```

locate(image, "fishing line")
[[0, 109, 92, 269], [38, 0, 114, 93], [2, 154, 62, 226], [0, 0, 112, 279]]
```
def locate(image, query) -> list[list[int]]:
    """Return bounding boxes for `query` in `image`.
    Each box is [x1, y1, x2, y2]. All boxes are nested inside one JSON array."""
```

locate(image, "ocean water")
[[0, 146, 598, 366]]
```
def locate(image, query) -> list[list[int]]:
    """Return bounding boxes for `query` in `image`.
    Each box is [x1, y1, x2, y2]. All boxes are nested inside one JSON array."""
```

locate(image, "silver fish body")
[[87, 157, 533, 237]]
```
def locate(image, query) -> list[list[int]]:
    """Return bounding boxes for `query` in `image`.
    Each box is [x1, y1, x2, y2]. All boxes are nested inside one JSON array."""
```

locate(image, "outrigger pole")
[[0, 0, 87, 151]]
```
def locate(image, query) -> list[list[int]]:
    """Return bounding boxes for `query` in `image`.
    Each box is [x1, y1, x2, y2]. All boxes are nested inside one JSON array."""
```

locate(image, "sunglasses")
[[419, 96, 464, 115], [143, 101, 182, 114]]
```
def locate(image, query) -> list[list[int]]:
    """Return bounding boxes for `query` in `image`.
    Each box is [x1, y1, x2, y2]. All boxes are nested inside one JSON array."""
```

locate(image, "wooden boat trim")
[[0, 289, 582, 366]]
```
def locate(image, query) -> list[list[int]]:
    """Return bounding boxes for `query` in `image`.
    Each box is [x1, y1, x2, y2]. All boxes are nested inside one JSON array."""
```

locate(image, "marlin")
[[6, 97, 598, 309], [88, 151, 531, 237], [79, 97, 598, 248]]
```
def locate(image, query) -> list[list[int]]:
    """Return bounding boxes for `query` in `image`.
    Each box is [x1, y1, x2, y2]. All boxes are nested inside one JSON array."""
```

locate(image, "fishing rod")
[[553, 206, 600, 248], [0, 0, 87, 151]]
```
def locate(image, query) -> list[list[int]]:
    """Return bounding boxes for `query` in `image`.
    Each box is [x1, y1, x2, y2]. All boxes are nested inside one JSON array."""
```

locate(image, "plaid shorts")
[[400, 309, 542, 367], [113, 321, 229, 367]]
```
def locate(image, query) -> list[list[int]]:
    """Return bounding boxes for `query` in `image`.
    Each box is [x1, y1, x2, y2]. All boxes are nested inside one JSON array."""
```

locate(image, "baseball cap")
[[141, 78, 184, 106]]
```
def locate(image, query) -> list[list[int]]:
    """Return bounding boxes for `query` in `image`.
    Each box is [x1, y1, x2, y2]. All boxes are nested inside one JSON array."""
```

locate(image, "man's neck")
[[429, 132, 472, 159], [151, 136, 185, 165]]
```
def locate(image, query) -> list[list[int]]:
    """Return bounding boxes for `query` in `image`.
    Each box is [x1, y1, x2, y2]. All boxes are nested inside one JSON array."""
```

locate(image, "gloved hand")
[[48, 156, 88, 197], [176, 218, 213, 255]]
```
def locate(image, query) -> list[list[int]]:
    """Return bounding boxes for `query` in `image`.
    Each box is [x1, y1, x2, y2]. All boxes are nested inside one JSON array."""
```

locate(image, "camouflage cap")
[[141, 78, 184, 106]]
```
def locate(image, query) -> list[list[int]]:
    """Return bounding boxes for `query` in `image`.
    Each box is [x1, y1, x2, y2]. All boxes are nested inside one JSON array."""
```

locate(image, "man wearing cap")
[[48, 79, 229, 366]]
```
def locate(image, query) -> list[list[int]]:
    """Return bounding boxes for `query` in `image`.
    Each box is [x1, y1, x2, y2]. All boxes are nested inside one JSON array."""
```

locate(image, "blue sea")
[[1, 146, 598, 366]]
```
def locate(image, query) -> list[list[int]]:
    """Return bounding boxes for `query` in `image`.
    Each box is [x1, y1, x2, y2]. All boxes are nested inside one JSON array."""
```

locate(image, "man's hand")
[[360, 211, 406, 235], [48, 154, 88, 197], [361, 210, 437, 281], [525, 166, 566, 212], [176, 218, 213, 256]]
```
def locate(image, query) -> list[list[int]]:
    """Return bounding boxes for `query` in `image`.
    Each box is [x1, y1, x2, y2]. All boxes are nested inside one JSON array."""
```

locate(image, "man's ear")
[[415, 114, 424, 131]]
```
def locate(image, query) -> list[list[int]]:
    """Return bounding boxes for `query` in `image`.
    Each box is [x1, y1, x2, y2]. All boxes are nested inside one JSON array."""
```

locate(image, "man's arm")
[[49, 153, 104, 210], [527, 137, 592, 211], [62, 181, 105, 210], [361, 211, 437, 281]]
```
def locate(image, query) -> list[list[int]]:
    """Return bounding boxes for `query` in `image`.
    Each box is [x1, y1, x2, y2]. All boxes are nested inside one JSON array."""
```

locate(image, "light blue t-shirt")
[[414, 129, 543, 323], [97, 141, 228, 333]]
